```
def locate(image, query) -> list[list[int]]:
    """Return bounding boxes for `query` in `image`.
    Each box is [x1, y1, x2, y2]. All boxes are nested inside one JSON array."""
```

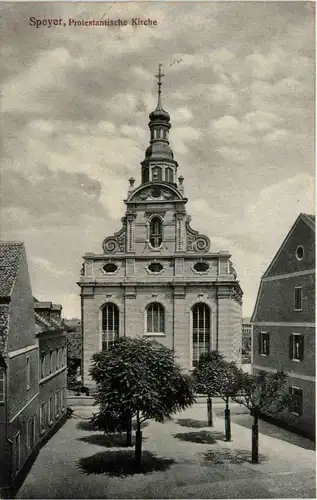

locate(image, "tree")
[[232, 370, 290, 463], [90, 337, 195, 469], [192, 351, 243, 440]]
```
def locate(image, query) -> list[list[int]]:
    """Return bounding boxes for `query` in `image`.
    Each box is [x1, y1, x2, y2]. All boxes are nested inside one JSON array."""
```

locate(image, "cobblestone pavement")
[[17, 401, 315, 499]]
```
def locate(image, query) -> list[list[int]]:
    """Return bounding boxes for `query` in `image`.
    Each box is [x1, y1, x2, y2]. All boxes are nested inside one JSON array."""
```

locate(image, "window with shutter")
[[289, 386, 303, 416], [260, 332, 270, 355], [0, 368, 5, 403], [294, 287, 302, 311], [290, 334, 304, 361]]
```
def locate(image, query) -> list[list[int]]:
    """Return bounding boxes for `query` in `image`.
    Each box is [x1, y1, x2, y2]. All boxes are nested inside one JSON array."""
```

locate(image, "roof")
[[0, 242, 24, 298], [301, 213, 315, 231], [0, 304, 10, 354]]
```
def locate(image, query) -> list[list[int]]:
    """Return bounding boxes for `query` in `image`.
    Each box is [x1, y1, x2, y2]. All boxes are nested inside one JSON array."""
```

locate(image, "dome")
[[149, 107, 170, 122], [145, 142, 174, 159]]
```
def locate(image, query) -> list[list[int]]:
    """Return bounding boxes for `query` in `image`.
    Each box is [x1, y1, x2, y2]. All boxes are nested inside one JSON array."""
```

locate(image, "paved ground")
[[17, 400, 315, 499]]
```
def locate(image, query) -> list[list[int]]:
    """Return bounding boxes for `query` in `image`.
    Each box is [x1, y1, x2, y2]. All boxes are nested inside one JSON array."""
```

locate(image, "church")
[[78, 66, 243, 388]]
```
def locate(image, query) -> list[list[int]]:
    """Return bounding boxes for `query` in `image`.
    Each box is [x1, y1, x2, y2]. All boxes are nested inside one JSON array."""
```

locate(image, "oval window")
[[148, 262, 164, 273], [103, 263, 118, 273], [193, 262, 209, 273], [295, 246, 304, 260]]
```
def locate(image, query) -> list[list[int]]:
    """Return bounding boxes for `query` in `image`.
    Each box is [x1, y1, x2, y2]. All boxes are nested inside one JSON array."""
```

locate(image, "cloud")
[[0, 0, 314, 320]]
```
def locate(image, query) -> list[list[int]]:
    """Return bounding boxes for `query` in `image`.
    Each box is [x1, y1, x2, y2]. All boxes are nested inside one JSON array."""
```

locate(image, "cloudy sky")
[[0, 1, 315, 319]]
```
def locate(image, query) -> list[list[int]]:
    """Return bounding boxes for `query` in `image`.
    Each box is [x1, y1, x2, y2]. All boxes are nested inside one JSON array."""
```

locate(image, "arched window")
[[192, 303, 211, 367], [163, 129, 168, 139], [146, 303, 165, 334], [149, 217, 163, 248], [152, 166, 162, 181], [102, 303, 119, 350], [165, 167, 173, 183]]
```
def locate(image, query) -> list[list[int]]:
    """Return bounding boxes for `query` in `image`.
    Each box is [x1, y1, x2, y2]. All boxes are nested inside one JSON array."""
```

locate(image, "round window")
[[295, 246, 304, 260], [148, 262, 163, 273], [193, 262, 209, 273], [103, 263, 118, 273]]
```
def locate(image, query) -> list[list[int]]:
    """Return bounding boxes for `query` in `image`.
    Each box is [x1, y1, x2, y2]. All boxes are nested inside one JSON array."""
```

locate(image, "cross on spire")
[[155, 63, 164, 96]]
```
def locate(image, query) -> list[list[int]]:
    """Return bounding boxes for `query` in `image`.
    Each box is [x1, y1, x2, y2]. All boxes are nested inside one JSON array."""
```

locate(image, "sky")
[[0, 1, 315, 319]]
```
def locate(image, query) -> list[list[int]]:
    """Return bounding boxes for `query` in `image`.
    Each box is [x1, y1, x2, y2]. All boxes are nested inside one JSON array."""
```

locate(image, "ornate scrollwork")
[[102, 237, 119, 254], [185, 216, 210, 253], [103, 219, 127, 254]]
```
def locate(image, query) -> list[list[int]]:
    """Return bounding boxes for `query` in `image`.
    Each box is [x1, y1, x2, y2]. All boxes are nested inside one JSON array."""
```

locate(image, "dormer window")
[[149, 217, 163, 248]]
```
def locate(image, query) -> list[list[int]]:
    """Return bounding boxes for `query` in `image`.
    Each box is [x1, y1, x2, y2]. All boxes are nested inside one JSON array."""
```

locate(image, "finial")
[[128, 177, 135, 194], [155, 63, 164, 95], [155, 63, 164, 109]]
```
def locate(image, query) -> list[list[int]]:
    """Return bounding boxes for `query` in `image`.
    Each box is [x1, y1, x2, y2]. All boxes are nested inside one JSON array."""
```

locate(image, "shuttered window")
[[289, 334, 304, 361], [289, 387, 303, 416], [0, 368, 5, 403], [259, 332, 270, 355], [294, 287, 302, 311]]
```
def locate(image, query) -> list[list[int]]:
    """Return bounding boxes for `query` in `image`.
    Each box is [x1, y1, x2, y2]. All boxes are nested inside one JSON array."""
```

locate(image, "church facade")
[[78, 67, 243, 388]]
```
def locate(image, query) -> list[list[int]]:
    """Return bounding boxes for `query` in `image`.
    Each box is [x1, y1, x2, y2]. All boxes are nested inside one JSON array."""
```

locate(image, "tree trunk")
[[125, 409, 132, 446], [251, 411, 259, 463], [207, 396, 213, 426], [134, 411, 142, 470], [224, 398, 231, 441]]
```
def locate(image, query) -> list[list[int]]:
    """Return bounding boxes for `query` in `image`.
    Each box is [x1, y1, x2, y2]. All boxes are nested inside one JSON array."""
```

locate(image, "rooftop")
[[0, 242, 24, 298]]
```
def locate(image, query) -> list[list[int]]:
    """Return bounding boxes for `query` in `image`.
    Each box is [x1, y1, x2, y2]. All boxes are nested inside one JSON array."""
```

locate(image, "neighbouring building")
[[242, 317, 252, 362], [78, 66, 243, 389], [0, 242, 68, 497], [34, 300, 67, 441], [64, 318, 82, 388], [0, 242, 39, 497], [251, 213, 315, 439]]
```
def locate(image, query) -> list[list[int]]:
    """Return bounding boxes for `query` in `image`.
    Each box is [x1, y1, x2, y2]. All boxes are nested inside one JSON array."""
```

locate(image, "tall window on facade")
[[165, 167, 173, 183], [14, 433, 20, 476], [259, 332, 270, 355], [40, 402, 46, 432], [102, 303, 119, 350], [146, 303, 165, 334], [294, 287, 302, 310], [192, 303, 211, 367], [289, 387, 303, 416], [149, 217, 163, 248], [152, 166, 162, 181], [26, 356, 30, 390], [290, 334, 304, 361], [0, 367, 5, 403]]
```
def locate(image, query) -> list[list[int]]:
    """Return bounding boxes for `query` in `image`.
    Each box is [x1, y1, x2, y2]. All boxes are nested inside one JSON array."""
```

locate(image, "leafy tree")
[[192, 351, 243, 440], [90, 337, 195, 469], [232, 370, 290, 463]]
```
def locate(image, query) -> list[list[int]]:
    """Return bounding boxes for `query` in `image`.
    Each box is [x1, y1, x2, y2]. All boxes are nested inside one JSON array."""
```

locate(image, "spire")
[[140, 64, 178, 185], [155, 63, 164, 110], [149, 63, 170, 123]]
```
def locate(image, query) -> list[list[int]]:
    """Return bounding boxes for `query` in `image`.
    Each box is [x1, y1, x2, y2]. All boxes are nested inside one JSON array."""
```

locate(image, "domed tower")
[[79, 64, 243, 390], [141, 64, 178, 185]]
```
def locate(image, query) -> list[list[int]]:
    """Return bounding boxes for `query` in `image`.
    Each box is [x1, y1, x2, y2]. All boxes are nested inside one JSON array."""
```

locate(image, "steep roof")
[[0, 304, 10, 354], [0, 242, 24, 298]]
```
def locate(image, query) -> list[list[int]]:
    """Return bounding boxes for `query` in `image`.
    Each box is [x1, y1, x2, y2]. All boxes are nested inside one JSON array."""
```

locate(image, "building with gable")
[[78, 66, 243, 388], [0, 242, 39, 497], [34, 300, 67, 443], [0, 242, 68, 497], [251, 213, 315, 439]]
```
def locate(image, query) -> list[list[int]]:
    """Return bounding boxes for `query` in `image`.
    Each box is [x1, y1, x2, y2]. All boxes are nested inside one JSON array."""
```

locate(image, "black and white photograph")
[[0, 0, 315, 498]]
